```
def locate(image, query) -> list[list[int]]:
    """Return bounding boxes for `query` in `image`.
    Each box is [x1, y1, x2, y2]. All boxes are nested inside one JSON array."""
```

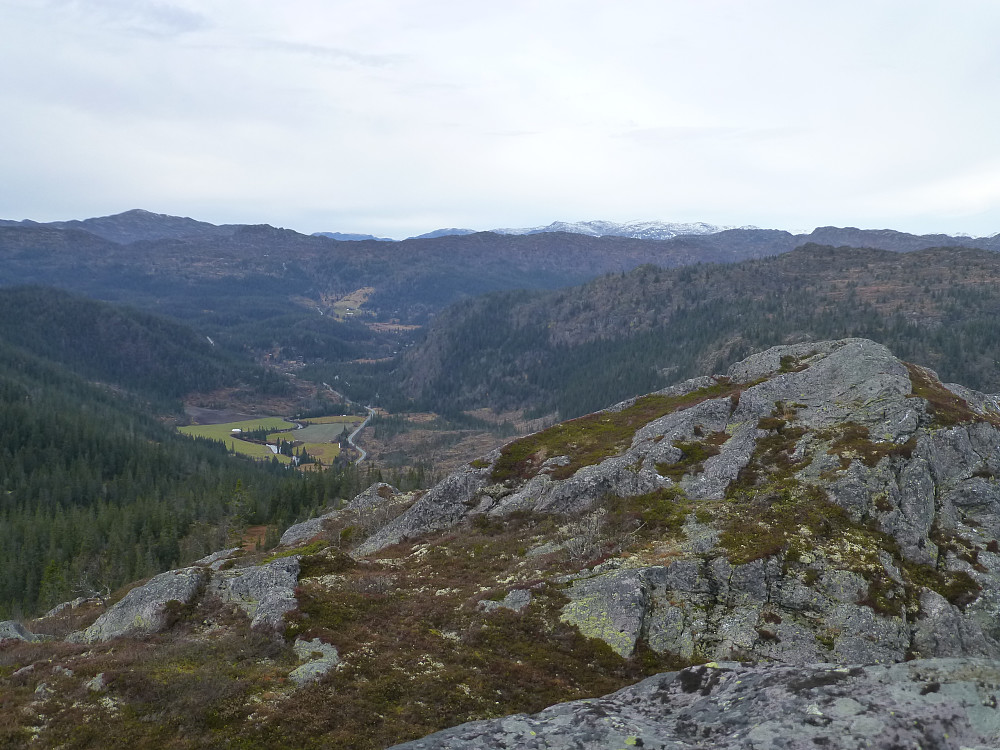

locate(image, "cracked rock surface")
[[391, 658, 1000, 750]]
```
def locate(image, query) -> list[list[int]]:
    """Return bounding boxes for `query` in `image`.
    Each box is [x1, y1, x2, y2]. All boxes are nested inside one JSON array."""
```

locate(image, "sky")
[[2, 1, 1000, 239]]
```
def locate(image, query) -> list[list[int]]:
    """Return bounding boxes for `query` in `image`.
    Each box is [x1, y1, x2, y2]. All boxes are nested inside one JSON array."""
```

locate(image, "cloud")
[[2, 1, 1000, 237]]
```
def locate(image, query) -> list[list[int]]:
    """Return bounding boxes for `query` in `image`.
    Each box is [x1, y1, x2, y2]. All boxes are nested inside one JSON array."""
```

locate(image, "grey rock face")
[[0, 620, 38, 642], [560, 570, 649, 657], [64, 555, 302, 643], [478, 589, 532, 614], [70, 567, 207, 643], [911, 590, 1000, 659], [279, 511, 339, 547], [85, 673, 107, 693], [208, 556, 300, 631], [344, 481, 401, 512], [282, 483, 409, 549], [44, 596, 98, 618], [390, 658, 1000, 750], [330, 339, 1000, 668], [193, 548, 241, 570], [356, 340, 930, 552], [355, 468, 489, 555]]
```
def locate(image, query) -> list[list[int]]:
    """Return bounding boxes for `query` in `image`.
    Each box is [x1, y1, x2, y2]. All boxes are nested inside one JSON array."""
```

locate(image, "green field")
[[179, 418, 296, 463], [269, 419, 362, 465], [294, 421, 361, 443], [304, 442, 341, 463], [180, 416, 363, 467]]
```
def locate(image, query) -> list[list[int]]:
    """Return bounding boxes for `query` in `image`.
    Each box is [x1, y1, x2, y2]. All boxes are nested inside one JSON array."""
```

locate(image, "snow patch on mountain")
[[491, 219, 755, 240]]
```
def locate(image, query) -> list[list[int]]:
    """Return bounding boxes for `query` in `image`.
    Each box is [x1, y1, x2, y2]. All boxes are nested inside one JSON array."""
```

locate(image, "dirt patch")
[[240, 525, 270, 552]]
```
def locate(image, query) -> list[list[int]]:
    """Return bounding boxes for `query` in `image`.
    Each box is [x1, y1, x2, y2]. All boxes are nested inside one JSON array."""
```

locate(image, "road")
[[347, 407, 375, 464], [323, 382, 374, 465]]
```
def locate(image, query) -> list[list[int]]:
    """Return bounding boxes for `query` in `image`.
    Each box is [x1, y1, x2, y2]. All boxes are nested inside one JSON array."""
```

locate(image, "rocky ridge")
[[6, 338, 1000, 748], [356, 339, 1000, 669]]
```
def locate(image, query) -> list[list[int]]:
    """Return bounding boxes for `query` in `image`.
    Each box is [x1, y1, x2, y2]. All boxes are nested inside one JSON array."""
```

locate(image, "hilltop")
[[5, 339, 1000, 748]]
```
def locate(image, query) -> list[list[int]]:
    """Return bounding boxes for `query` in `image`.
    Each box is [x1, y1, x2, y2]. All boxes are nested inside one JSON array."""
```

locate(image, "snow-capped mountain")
[[490, 219, 752, 240]]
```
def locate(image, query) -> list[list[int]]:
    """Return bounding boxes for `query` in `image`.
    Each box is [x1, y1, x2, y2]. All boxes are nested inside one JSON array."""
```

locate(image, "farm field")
[[269, 418, 363, 465], [180, 415, 364, 468], [293, 420, 362, 443], [303, 442, 341, 463], [179, 418, 295, 463], [331, 287, 375, 321]]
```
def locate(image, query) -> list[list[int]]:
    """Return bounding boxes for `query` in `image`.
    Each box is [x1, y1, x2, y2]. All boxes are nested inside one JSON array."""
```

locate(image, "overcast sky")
[[2, 1, 999, 239]]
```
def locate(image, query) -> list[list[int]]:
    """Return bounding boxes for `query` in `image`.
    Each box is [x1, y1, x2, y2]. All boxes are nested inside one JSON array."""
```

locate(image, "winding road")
[[323, 382, 374, 465], [347, 407, 375, 464]]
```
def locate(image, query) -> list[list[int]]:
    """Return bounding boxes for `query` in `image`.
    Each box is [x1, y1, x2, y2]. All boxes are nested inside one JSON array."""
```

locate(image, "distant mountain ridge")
[[0, 208, 237, 244], [4, 209, 1000, 402], [311, 231, 394, 242], [5, 209, 998, 249], [490, 218, 743, 240]]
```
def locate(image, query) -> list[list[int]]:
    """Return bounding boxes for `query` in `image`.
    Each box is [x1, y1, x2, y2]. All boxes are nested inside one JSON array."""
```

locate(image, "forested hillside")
[[400, 244, 1000, 418], [0, 288, 400, 618], [0, 335, 377, 617], [0, 287, 289, 407]]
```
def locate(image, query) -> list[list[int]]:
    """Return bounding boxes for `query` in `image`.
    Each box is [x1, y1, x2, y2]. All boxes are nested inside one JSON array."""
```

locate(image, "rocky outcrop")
[[359, 339, 925, 552], [350, 339, 1000, 665], [554, 554, 980, 665], [284, 482, 408, 551], [0, 620, 39, 642], [193, 548, 241, 570], [280, 512, 339, 547], [559, 570, 649, 657], [208, 556, 300, 631], [43, 596, 104, 618], [355, 472, 486, 555], [478, 589, 533, 614], [63, 553, 301, 643], [69, 567, 207, 643], [391, 658, 1000, 750]]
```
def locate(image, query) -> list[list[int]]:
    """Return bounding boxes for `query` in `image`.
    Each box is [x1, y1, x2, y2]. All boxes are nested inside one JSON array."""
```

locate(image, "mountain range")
[[6, 208, 1000, 418], [6, 208, 999, 248]]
